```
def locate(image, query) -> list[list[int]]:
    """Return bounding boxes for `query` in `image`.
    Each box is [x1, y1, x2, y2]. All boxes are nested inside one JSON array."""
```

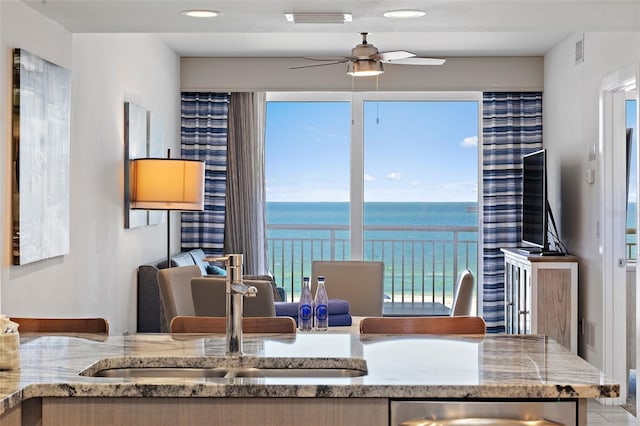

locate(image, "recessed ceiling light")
[[181, 9, 222, 18], [383, 10, 426, 19]]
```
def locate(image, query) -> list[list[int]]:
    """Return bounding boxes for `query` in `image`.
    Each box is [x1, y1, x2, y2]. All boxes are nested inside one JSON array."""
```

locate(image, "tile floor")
[[588, 399, 636, 425]]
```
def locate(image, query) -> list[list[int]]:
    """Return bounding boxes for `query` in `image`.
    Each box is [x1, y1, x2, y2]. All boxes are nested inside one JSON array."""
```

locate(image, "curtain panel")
[[180, 92, 229, 256], [225, 92, 268, 275], [482, 92, 543, 333]]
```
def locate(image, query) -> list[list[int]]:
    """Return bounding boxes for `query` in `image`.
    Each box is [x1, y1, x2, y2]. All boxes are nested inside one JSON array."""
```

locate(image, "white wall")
[[0, 2, 180, 332], [544, 32, 640, 368]]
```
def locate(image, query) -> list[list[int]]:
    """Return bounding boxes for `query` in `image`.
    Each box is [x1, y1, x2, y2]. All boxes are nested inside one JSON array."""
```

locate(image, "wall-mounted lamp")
[[130, 150, 205, 267]]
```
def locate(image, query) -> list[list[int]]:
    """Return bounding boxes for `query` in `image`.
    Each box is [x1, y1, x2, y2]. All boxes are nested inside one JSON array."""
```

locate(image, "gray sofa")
[[137, 248, 286, 332]]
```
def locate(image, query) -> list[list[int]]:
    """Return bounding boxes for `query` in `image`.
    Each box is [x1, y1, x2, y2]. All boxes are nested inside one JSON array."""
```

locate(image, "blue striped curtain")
[[482, 92, 543, 333], [180, 92, 229, 256]]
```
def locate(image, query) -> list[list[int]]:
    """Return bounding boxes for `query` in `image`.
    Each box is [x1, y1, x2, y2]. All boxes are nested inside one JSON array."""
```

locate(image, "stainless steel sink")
[[82, 356, 368, 379], [93, 367, 229, 378], [91, 366, 366, 378], [230, 367, 365, 378]]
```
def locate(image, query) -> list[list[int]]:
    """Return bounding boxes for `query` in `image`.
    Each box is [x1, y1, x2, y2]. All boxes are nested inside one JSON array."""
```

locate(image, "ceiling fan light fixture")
[[347, 60, 384, 77], [383, 9, 426, 19], [181, 9, 222, 18]]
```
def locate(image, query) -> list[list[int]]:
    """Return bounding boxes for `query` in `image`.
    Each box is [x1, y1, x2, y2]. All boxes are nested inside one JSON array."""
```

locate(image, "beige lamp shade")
[[130, 158, 205, 211]]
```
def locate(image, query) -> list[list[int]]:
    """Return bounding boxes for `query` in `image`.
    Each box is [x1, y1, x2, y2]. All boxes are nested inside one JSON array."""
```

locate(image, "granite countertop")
[[0, 332, 619, 416]]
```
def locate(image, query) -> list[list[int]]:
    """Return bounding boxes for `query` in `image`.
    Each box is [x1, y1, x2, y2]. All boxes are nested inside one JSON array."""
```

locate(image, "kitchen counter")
[[0, 331, 618, 417]]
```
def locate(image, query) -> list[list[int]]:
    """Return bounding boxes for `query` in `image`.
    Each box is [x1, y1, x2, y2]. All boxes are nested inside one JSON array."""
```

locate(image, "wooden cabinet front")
[[502, 248, 578, 353]]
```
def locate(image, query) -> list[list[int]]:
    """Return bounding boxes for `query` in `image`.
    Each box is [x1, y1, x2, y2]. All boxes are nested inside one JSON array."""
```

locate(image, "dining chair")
[[450, 269, 475, 316], [191, 277, 277, 317], [311, 260, 384, 316], [157, 265, 202, 332], [359, 316, 486, 335], [170, 316, 297, 334], [10, 317, 109, 334]]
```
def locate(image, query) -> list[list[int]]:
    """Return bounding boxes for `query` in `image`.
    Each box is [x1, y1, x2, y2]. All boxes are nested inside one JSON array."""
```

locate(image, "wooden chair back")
[[170, 316, 297, 334], [359, 316, 486, 335], [311, 260, 384, 316], [10, 317, 109, 334]]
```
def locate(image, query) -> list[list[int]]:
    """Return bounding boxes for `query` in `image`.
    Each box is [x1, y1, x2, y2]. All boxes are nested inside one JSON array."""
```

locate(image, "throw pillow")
[[206, 264, 227, 276]]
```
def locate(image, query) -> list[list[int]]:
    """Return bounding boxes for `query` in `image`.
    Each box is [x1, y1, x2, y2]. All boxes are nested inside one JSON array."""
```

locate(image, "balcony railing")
[[267, 224, 478, 312], [627, 227, 637, 260]]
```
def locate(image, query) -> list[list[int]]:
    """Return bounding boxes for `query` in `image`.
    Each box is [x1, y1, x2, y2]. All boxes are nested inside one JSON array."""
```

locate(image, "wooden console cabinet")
[[501, 248, 578, 353]]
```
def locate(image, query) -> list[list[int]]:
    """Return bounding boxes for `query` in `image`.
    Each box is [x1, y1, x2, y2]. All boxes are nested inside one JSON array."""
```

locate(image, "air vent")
[[575, 34, 584, 65], [284, 12, 352, 24]]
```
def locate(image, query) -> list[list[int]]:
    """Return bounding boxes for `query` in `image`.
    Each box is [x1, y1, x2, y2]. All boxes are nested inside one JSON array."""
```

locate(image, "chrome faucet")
[[211, 254, 257, 356]]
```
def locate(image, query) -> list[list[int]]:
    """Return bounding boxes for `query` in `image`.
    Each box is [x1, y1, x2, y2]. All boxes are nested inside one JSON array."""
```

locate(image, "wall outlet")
[[585, 168, 595, 184]]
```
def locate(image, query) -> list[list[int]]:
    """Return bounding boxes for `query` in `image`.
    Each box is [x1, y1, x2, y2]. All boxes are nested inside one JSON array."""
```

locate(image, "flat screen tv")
[[521, 149, 548, 251]]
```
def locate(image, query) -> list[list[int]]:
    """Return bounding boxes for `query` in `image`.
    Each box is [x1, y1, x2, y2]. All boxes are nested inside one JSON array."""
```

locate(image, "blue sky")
[[265, 100, 478, 202]]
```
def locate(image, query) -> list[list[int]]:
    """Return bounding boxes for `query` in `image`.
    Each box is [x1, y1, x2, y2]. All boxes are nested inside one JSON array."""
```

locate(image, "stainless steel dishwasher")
[[390, 400, 578, 426]]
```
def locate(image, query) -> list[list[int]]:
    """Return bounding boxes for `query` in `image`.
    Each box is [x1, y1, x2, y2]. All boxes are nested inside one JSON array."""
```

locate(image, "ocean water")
[[267, 202, 478, 227], [266, 202, 479, 301]]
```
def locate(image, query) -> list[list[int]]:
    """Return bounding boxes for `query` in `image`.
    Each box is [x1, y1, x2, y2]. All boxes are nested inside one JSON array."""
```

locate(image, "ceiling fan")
[[290, 32, 446, 77]]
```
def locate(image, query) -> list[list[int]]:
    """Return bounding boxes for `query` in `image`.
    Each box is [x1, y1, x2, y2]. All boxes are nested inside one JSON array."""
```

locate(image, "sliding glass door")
[[265, 92, 481, 312], [361, 98, 479, 310]]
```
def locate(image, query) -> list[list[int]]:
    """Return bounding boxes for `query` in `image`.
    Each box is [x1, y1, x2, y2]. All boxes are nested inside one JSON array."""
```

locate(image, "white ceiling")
[[20, 0, 640, 57]]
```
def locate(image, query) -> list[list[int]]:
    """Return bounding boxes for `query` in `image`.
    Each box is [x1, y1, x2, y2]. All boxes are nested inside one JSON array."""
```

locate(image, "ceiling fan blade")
[[374, 50, 415, 61], [289, 60, 349, 70], [384, 57, 447, 66], [301, 57, 350, 62]]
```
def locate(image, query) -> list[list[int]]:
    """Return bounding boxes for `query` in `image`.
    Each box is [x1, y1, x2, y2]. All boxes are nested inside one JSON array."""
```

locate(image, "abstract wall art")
[[12, 49, 71, 265], [146, 110, 165, 226], [124, 101, 149, 229], [124, 103, 165, 228]]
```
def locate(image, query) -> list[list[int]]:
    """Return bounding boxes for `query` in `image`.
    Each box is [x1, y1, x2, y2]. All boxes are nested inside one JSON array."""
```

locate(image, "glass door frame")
[[266, 90, 484, 313]]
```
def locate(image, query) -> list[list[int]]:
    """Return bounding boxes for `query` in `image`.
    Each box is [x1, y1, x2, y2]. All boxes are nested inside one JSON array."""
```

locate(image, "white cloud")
[[365, 181, 477, 202], [410, 181, 421, 186], [460, 136, 478, 147], [364, 174, 376, 181], [387, 172, 402, 180]]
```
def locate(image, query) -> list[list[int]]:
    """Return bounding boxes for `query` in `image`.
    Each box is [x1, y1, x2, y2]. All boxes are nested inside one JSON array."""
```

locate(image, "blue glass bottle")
[[314, 275, 329, 331], [298, 276, 313, 331]]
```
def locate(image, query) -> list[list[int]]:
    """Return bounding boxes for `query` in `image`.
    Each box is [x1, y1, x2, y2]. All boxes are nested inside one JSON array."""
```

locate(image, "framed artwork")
[[124, 104, 165, 228], [12, 49, 71, 265], [147, 110, 165, 226], [124, 101, 148, 229]]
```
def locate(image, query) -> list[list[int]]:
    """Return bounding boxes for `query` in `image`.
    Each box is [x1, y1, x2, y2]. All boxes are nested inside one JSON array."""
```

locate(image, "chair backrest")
[[311, 261, 384, 316], [450, 269, 475, 316], [10, 317, 109, 334], [359, 316, 486, 335], [191, 277, 276, 317], [170, 316, 296, 334], [157, 265, 202, 331]]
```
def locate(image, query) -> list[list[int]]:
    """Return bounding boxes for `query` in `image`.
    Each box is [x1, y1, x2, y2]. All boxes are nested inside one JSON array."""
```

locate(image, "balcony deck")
[[383, 302, 451, 316]]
